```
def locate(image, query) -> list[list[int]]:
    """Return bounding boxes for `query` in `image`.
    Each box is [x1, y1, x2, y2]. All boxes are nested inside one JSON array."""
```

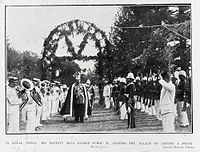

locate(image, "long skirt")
[[119, 102, 127, 120]]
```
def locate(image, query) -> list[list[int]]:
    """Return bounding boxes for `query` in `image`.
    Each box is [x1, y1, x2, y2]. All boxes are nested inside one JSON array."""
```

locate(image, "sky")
[[6, 6, 119, 70]]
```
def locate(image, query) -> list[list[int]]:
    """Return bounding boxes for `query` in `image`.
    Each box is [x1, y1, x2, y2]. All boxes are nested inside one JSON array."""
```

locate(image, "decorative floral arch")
[[41, 19, 112, 85], [41, 19, 110, 73], [41, 19, 112, 104]]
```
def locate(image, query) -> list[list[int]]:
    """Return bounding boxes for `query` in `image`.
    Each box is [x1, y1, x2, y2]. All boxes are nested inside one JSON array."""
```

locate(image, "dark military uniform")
[[112, 84, 119, 111], [144, 81, 150, 108], [116, 84, 121, 114], [148, 80, 154, 109], [186, 77, 191, 105], [153, 79, 162, 115], [154, 80, 162, 101], [177, 79, 187, 115], [134, 80, 142, 105], [141, 80, 148, 108], [126, 82, 136, 128], [87, 86, 95, 116]]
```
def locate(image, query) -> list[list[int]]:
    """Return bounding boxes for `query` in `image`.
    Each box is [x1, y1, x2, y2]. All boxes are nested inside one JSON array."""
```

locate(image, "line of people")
[[7, 77, 69, 133], [6, 68, 191, 133], [103, 69, 191, 132]]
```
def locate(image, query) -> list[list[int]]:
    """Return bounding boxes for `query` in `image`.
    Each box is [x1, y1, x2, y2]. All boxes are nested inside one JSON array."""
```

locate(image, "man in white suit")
[[103, 81, 111, 109], [7, 77, 22, 133], [159, 71, 176, 133]]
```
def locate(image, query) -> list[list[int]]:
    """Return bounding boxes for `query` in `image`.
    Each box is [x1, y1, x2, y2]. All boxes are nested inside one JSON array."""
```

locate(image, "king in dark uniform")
[[60, 72, 89, 123]]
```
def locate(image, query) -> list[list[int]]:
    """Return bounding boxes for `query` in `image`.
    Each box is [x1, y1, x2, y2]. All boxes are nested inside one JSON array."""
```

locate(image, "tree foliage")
[[7, 39, 41, 79], [110, 5, 191, 77]]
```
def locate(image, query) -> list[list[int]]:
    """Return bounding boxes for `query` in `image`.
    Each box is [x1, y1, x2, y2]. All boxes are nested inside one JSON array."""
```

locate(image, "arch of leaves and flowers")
[[41, 19, 113, 104]]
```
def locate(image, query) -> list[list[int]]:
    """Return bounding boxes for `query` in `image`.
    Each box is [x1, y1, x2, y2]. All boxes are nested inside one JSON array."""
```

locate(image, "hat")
[[33, 78, 40, 82], [8, 76, 18, 83], [142, 76, 147, 81], [135, 76, 140, 81], [126, 72, 135, 79], [32, 78, 41, 86], [73, 71, 81, 80], [76, 75, 81, 80], [55, 86, 60, 91], [54, 81, 60, 84], [176, 67, 181, 71], [113, 79, 117, 83], [86, 79, 91, 85], [51, 82, 56, 86], [153, 76, 157, 81], [43, 80, 50, 85], [117, 77, 121, 82], [179, 70, 186, 78], [40, 81, 46, 88], [148, 77, 153, 81], [21, 78, 34, 91], [63, 84, 67, 88], [120, 77, 126, 84]]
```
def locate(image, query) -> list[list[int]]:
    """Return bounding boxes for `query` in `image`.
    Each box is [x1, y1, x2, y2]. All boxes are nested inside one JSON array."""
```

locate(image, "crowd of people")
[[7, 73, 97, 133], [6, 75, 85, 133], [6, 68, 191, 133], [103, 69, 191, 132]]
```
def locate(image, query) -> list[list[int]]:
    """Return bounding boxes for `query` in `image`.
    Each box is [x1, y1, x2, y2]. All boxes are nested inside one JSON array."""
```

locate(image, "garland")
[[42, 19, 109, 62]]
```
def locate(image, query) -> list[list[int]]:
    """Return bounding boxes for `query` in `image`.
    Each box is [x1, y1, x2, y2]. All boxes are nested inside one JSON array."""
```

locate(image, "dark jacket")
[[177, 79, 186, 101]]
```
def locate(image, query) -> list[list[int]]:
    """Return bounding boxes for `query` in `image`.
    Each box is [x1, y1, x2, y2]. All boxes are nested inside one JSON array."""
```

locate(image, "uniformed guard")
[[40, 80, 48, 121], [46, 87, 52, 120], [103, 80, 111, 109], [53, 81, 61, 115], [126, 72, 136, 128], [118, 77, 128, 120], [134, 76, 141, 110], [59, 84, 68, 112], [177, 70, 189, 127], [116, 77, 121, 114], [153, 75, 162, 119], [32, 78, 43, 130], [7, 77, 23, 133], [141, 76, 147, 112], [144, 77, 151, 114], [20, 78, 36, 132], [111, 79, 118, 111], [50, 82, 58, 116], [89, 84, 95, 112], [85, 79, 92, 117], [148, 77, 157, 115]]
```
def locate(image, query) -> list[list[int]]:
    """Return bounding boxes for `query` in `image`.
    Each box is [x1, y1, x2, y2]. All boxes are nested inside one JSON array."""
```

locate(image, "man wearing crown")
[[60, 72, 89, 123]]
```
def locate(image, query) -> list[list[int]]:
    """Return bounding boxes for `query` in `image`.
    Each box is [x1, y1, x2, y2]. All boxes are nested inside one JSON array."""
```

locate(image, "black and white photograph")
[[5, 4, 192, 134]]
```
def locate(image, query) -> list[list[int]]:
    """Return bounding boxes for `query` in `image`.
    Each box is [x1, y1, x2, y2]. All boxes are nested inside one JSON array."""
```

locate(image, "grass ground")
[[19, 102, 192, 134]]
